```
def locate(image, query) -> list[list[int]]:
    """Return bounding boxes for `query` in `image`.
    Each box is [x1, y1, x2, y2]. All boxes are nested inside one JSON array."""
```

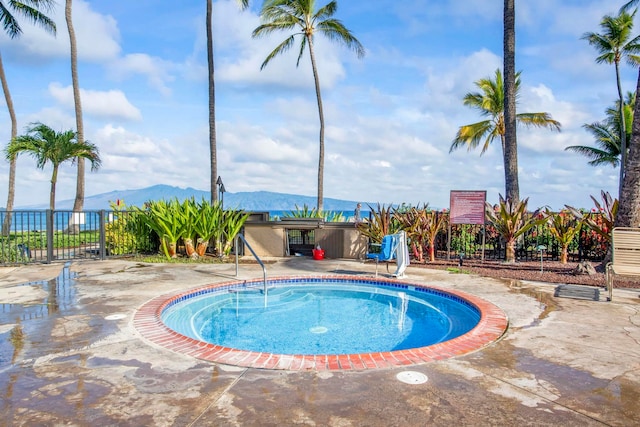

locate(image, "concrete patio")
[[1, 257, 639, 426]]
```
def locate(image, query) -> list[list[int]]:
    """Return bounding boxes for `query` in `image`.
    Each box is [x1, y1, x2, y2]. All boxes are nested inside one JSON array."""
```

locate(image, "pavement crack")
[[188, 366, 249, 426]]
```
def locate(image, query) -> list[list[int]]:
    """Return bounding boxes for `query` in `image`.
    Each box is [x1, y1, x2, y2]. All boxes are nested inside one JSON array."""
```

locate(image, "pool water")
[[161, 280, 481, 355]]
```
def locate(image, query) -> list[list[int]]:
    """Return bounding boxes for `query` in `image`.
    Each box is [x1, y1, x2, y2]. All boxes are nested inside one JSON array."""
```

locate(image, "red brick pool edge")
[[133, 275, 509, 371]]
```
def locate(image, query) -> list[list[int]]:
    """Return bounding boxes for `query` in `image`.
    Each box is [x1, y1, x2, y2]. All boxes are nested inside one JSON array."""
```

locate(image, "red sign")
[[450, 191, 486, 225]]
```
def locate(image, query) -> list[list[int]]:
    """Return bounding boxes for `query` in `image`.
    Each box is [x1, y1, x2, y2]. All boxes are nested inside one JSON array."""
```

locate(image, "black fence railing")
[[0, 210, 609, 265]]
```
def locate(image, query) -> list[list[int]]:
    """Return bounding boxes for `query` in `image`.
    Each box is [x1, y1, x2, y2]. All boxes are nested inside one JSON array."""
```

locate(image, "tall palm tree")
[[566, 92, 634, 167], [582, 10, 640, 197], [5, 123, 101, 210], [252, 0, 364, 211], [65, 0, 85, 234], [208, 0, 249, 205], [503, 0, 518, 202], [617, 1, 640, 227], [616, 68, 640, 228], [0, 0, 56, 235], [450, 69, 561, 191]]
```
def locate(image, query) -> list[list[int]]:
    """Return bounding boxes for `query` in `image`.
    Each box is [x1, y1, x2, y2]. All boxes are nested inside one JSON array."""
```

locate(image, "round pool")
[[134, 275, 508, 371]]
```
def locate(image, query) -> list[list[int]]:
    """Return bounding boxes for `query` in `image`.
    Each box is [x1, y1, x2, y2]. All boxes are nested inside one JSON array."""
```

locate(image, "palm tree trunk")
[[207, 0, 218, 204], [0, 50, 17, 236], [503, 0, 519, 202], [50, 166, 58, 211], [66, 0, 85, 233], [307, 37, 325, 211], [615, 61, 627, 199], [615, 67, 640, 228]]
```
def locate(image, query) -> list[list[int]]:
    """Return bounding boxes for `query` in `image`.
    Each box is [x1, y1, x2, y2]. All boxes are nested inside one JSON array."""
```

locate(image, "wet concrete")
[[0, 257, 639, 426]]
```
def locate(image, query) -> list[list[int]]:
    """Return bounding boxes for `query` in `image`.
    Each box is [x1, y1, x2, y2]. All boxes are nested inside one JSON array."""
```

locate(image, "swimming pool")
[[134, 275, 508, 370]]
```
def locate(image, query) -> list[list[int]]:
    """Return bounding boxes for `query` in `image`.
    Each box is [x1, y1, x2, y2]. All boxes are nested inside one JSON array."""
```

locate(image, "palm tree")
[[0, 0, 56, 235], [582, 10, 640, 197], [615, 65, 640, 228], [617, 1, 640, 227], [208, 0, 249, 205], [5, 123, 101, 210], [566, 92, 634, 167], [66, 0, 85, 234], [450, 69, 561, 194], [503, 0, 518, 202], [252, 0, 364, 211]]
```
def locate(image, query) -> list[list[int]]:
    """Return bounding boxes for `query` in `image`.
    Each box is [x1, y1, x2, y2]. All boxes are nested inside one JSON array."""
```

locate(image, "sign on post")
[[448, 190, 487, 261], [450, 191, 486, 225]]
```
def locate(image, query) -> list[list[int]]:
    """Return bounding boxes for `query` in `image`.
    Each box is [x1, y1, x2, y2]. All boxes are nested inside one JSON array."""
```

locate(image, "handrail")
[[234, 233, 268, 307]]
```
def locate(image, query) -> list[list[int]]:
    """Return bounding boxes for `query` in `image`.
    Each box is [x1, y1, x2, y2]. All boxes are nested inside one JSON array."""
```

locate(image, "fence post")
[[99, 210, 106, 260], [46, 210, 54, 263]]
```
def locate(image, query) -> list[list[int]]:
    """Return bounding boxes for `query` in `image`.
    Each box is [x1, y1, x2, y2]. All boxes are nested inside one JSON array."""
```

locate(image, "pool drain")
[[309, 326, 328, 334], [105, 313, 127, 320], [396, 371, 428, 384]]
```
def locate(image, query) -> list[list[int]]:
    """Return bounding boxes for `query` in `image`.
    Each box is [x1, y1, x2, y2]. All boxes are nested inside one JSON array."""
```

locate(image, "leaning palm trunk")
[[0, 51, 17, 236], [67, 0, 85, 234], [307, 37, 325, 212]]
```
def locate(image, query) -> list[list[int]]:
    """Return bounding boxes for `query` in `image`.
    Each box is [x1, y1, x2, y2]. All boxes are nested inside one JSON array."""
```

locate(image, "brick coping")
[[133, 275, 509, 371]]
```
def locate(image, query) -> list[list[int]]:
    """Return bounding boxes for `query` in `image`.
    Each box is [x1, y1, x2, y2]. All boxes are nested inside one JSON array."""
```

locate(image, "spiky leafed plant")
[[252, 0, 364, 211], [541, 208, 584, 264], [135, 199, 185, 259], [395, 205, 447, 262], [357, 203, 401, 244], [484, 195, 542, 263], [566, 190, 618, 243]]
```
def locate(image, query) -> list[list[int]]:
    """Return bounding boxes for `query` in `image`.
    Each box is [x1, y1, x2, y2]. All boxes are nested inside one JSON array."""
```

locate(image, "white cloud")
[[0, 0, 120, 63], [48, 83, 142, 121]]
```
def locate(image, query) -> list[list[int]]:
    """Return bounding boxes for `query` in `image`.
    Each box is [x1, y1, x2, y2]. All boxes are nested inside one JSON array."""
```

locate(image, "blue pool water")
[[161, 279, 481, 355]]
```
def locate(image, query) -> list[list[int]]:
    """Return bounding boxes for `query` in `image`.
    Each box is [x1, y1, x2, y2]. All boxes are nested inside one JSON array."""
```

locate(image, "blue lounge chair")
[[366, 234, 398, 276]]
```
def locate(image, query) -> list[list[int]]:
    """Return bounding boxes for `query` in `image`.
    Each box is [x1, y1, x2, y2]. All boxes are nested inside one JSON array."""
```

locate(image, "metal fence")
[[0, 209, 609, 265], [0, 210, 155, 265]]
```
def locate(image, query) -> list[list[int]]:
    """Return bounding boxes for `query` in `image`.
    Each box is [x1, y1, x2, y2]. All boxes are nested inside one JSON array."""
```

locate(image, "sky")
[[0, 0, 637, 210]]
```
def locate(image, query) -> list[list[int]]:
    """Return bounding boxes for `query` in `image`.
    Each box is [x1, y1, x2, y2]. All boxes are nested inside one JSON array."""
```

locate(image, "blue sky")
[[0, 0, 637, 210]]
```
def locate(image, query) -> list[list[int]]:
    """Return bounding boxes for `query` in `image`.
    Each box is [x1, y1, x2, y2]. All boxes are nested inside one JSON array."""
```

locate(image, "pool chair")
[[366, 231, 410, 278]]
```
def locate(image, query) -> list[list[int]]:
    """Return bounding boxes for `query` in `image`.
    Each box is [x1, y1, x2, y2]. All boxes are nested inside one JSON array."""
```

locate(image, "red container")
[[312, 249, 325, 260]]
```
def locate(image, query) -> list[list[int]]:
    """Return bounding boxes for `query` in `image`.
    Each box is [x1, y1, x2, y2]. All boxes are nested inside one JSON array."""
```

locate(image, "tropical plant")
[[135, 199, 185, 259], [219, 209, 249, 257], [252, 0, 364, 211], [178, 198, 199, 258], [208, 0, 249, 204], [503, 0, 518, 202], [450, 69, 561, 200], [357, 203, 401, 244], [282, 203, 345, 222], [540, 208, 584, 264], [394, 205, 447, 262], [484, 195, 543, 263], [0, 0, 56, 235], [285, 204, 322, 218], [582, 9, 640, 197], [567, 92, 634, 167], [5, 123, 101, 210], [567, 191, 618, 244], [192, 198, 223, 256]]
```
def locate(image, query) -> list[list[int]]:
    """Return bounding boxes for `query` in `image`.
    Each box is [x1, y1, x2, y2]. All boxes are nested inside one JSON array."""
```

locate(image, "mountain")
[[17, 184, 370, 212]]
